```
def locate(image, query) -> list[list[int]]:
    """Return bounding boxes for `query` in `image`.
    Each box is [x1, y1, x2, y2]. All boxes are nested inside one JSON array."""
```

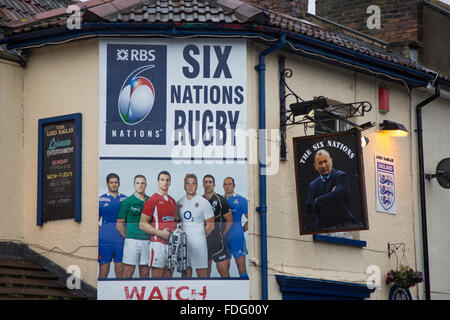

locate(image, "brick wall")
[[315, 0, 421, 44]]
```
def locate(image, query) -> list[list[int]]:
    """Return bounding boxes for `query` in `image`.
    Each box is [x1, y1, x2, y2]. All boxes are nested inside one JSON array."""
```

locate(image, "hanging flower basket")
[[394, 279, 416, 289], [386, 265, 424, 289]]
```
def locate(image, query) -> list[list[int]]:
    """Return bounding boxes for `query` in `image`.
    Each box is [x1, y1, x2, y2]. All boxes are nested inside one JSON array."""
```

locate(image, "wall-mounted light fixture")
[[289, 96, 328, 116], [279, 63, 374, 159], [379, 120, 408, 137]]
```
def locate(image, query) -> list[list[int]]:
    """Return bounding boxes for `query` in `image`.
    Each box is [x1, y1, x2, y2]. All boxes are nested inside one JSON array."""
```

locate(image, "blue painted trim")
[[3, 25, 277, 50], [1, 24, 433, 87], [99, 157, 248, 161], [313, 234, 367, 247], [36, 113, 82, 225], [36, 119, 44, 226], [276, 275, 375, 300], [290, 32, 433, 81], [73, 113, 82, 223], [286, 40, 429, 87]]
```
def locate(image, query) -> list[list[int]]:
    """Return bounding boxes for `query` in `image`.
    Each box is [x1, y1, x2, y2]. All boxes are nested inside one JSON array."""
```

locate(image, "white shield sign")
[[375, 154, 396, 214]]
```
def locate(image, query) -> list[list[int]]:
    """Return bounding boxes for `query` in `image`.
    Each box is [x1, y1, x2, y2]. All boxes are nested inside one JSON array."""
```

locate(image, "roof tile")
[[0, 0, 75, 24], [0, 0, 448, 84], [88, 2, 117, 18], [216, 0, 243, 11], [34, 7, 65, 21], [75, 0, 105, 9], [234, 3, 263, 22], [110, 0, 240, 24], [111, 0, 141, 11]]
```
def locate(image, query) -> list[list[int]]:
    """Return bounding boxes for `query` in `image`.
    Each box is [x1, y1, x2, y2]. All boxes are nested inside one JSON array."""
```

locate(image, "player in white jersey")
[[176, 173, 215, 278]]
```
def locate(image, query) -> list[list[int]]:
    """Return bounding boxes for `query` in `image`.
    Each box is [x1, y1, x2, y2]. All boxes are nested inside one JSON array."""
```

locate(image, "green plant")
[[386, 264, 424, 288]]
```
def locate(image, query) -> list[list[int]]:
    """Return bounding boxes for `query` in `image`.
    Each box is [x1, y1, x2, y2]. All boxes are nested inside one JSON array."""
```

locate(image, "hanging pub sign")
[[375, 154, 396, 214], [293, 129, 369, 235], [37, 113, 82, 225]]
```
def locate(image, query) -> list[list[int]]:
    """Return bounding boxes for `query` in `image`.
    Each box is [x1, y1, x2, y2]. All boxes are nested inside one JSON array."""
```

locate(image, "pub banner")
[[98, 38, 248, 300]]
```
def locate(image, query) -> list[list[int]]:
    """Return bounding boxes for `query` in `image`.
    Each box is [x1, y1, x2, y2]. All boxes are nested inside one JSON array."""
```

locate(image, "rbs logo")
[[117, 49, 156, 62]]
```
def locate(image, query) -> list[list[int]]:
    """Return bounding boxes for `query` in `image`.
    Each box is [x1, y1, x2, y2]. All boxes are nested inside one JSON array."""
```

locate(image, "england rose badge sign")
[[375, 154, 396, 214]]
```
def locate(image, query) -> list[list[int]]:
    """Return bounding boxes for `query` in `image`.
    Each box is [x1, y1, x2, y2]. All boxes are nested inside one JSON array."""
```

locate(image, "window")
[[313, 98, 353, 135]]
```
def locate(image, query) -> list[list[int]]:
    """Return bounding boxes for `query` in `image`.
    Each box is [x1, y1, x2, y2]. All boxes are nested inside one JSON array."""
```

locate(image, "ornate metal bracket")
[[388, 243, 405, 259], [279, 56, 373, 159], [388, 242, 408, 270]]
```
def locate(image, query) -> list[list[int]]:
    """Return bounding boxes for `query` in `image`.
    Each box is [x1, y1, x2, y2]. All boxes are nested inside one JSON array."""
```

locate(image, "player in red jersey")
[[140, 171, 178, 278]]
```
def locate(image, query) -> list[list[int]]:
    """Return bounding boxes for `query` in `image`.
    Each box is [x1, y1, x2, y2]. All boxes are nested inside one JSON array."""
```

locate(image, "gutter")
[[0, 49, 26, 67], [421, 0, 450, 17], [0, 23, 435, 87], [416, 82, 440, 300], [255, 32, 286, 300], [281, 31, 433, 87]]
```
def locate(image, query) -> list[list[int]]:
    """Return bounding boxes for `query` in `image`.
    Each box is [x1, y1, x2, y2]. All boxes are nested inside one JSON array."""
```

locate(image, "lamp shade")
[[379, 120, 408, 137]]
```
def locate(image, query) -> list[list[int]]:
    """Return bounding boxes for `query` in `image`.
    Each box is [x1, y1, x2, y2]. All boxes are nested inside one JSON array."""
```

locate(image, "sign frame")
[[97, 38, 249, 299], [37, 113, 82, 226], [97, 278, 249, 300], [293, 129, 369, 235], [375, 154, 396, 214]]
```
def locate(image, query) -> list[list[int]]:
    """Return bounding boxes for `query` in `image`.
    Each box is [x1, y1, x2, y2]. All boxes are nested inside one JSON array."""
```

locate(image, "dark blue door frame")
[[276, 275, 375, 300]]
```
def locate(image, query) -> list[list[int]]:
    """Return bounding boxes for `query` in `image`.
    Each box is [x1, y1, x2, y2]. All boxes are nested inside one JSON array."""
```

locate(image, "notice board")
[[37, 113, 82, 225]]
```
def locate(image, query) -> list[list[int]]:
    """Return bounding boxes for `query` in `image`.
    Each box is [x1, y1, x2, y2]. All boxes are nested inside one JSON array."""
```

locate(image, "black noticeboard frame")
[[37, 113, 82, 226]]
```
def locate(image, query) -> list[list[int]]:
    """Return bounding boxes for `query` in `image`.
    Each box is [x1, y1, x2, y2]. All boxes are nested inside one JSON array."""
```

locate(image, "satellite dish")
[[426, 158, 450, 189]]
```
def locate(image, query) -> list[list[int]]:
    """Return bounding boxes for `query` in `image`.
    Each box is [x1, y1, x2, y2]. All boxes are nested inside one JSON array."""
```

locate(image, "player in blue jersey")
[[223, 177, 248, 279], [98, 173, 127, 279]]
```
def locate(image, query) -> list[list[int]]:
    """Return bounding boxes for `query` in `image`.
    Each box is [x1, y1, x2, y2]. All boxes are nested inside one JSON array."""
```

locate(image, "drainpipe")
[[255, 33, 286, 300], [416, 82, 440, 300]]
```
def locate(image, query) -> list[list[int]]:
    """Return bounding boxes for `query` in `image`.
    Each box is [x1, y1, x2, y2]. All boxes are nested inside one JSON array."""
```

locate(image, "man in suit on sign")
[[305, 149, 356, 231]]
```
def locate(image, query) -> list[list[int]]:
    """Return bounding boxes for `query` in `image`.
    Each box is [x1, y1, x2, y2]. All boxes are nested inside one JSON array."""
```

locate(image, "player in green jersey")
[[116, 175, 150, 278]]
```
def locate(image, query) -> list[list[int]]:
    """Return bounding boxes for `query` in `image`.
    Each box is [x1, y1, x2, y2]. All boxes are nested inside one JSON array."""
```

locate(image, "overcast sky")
[[308, 0, 315, 14], [308, 0, 450, 13]]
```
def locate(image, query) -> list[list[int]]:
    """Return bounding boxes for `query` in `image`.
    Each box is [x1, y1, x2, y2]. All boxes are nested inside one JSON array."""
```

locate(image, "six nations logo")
[[117, 65, 156, 125]]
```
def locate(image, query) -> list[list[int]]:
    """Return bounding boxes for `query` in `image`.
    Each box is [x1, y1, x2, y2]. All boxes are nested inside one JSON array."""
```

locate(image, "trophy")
[[168, 224, 187, 273]]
